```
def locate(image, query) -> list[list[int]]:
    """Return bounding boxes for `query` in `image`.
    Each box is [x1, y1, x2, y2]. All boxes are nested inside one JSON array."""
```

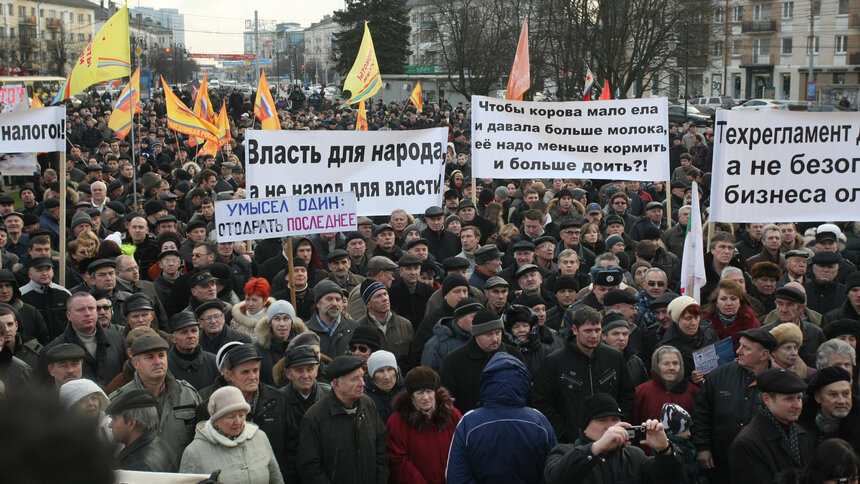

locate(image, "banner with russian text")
[[470, 95, 669, 180], [214, 192, 357, 243], [245, 128, 447, 215], [710, 110, 860, 223], [0, 106, 67, 153]]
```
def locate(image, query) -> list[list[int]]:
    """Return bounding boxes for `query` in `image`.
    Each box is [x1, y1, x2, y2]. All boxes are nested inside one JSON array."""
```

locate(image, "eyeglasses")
[[199, 314, 223, 322], [562, 230, 581, 236], [647, 281, 667, 287], [350, 344, 371, 353]]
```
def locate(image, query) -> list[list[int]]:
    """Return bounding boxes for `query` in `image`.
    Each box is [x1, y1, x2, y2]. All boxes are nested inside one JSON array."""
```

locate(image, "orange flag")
[[409, 81, 423, 112], [599, 80, 611, 100], [505, 14, 530, 100], [357, 100, 368, 131], [162, 76, 219, 144]]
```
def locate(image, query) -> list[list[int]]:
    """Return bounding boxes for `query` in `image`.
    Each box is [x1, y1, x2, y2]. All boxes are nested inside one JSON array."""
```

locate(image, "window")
[[837, 0, 848, 14], [781, 73, 791, 99], [49, 10, 55, 18], [0, 27, 4, 37], [50, 30, 56, 40], [7, 4, 12, 15], [732, 39, 743, 56], [782, 2, 793, 18], [835, 73, 845, 84], [781, 37, 792, 54], [732, 6, 744, 22], [753, 4, 771, 20], [39, 8, 43, 17], [835, 35, 847, 53], [78, 33, 84, 41], [714, 7, 723, 23], [78, 13, 84, 23], [754, 38, 771, 55], [807, 36, 819, 54], [18, 6, 25, 16], [713, 41, 724, 57], [9, 27, 13, 36]]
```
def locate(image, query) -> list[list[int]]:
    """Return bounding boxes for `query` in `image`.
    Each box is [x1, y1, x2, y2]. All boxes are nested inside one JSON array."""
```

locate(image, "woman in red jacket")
[[632, 345, 700, 425], [386, 366, 462, 484], [702, 279, 762, 352]]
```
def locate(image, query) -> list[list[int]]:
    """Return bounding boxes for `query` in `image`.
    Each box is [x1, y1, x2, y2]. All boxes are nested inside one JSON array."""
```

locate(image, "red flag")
[[599, 80, 611, 100], [505, 14, 530, 100]]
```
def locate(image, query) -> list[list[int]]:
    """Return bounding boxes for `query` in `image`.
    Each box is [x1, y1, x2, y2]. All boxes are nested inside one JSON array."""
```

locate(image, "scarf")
[[815, 412, 841, 438], [760, 405, 802, 465], [718, 312, 737, 328]]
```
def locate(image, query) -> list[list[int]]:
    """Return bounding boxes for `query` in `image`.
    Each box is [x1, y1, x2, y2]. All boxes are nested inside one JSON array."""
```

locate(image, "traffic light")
[[165, 47, 171, 53]]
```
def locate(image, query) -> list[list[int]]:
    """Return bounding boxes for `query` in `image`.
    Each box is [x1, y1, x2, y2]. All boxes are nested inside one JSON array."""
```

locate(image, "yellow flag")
[[162, 76, 219, 144], [199, 103, 232, 157], [254, 71, 280, 130], [107, 68, 141, 139], [55, 5, 130, 102], [342, 22, 381, 105], [30, 95, 44, 108], [357, 100, 368, 131], [192, 75, 215, 123], [409, 81, 423, 112]]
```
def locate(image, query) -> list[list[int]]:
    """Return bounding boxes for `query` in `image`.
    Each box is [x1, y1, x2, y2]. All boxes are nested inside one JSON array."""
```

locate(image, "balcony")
[[46, 18, 63, 28], [19, 16, 37, 26], [742, 19, 777, 33], [742, 52, 776, 65]]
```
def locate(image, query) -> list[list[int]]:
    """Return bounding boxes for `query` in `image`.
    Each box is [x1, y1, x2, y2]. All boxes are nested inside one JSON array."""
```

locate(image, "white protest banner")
[[214, 192, 357, 243], [0, 85, 28, 113], [0, 106, 67, 153], [710, 110, 860, 223], [246, 128, 447, 215], [0, 153, 38, 175], [470, 95, 669, 180]]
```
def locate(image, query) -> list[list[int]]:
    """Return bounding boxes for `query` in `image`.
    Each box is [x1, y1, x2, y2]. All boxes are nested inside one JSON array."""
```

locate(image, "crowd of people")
[[1, 85, 859, 484]]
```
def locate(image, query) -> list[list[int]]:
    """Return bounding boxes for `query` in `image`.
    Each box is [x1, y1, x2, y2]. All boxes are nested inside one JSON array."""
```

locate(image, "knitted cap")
[[367, 350, 398, 377], [267, 300, 296, 321], [207, 386, 250, 422]]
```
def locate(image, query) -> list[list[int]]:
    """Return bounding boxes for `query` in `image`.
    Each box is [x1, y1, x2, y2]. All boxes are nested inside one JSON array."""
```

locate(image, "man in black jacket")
[[166, 312, 218, 391], [798, 366, 860, 449], [532, 306, 634, 443], [421, 205, 461, 261], [106, 389, 177, 472]]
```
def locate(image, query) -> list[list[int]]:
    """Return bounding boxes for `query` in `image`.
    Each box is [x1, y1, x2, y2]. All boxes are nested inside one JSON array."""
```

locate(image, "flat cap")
[[398, 254, 422, 267], [326, 355, 366, 380], [124, 293, 155, 315], [159, 249, 182, 260], [105, 200, 126, 215], [326, 249, 349, 263], [86, 258, 115, 274], [357, 216, 373, 226], [756, 368, 807, 394], [45, 343, 86, 364], [424, 206, 444, 218], [367, 256, 399, 271], [159, 192, 178, 201], [474, 244, 501, 265], [484, 276, 509, 290], [169, 311, 199, 332], [29, 256, 53, 269], [739, 327, 778, 351], [194, 300, 225, 318], [221, 344, 262, 370], [810, 251, 840, 265], [405, 237, 429, 251], [130, 334, 169, 356], [774, 286, 806, 305], [442, 256, 469, 271], [105, 389, 159, 415], [806, 366, 852, 396], [190, 270, 216, 287], [457, 199, 475, 210], [603, 289, 640, 306], [373, 223, 395, 237], [453, 298, 484, 318], [646, 201, 664, 211], [559, 218, 585, 230], [534, 236, 555, 249], [511, 240, 535, 252], [784, 249, 811, 260], [286, 345, 320, 368], [604, 214, 625, 227], [515, 264, 540, 279]]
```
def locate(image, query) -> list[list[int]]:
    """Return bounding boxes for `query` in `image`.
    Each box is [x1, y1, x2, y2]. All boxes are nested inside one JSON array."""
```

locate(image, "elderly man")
[[804, 251, 848, 315], [115, 255, 169, 332], [798, 366, 860, 448], [692, 327, 777, 483], [109, 334, 201, 458], [825, 273, 860, 323], [421, 205, 461, 261], [44, 343, 84, 390], [763, 285, 826, 367], [106, 389, 177, 472], [325, 249, 365, 293], [297, 355, 388, 484], [20, 257, 71, 340], [346, 256, 399, 323], [745, 224, 787, 272], [484, 276, 510, 316], [357, 278, 414, 370], [728, 368, 815, 484], [468, 244, 501, 290], [195, 300, 251, 354], [811, 224, 857, 283], [345, 232, 369, 276], [564, 266, 625, 327], [166, 311, 218, 391], [514, 263, 555, 307], [388, 254, 434, 329], [280, 345, 332, 483], [306, 280, 358, 359]]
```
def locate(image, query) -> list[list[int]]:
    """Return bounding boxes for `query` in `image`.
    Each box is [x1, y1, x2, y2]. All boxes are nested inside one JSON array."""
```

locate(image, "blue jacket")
[[421, 317, 470, 372], [446, 353, 558, 484]]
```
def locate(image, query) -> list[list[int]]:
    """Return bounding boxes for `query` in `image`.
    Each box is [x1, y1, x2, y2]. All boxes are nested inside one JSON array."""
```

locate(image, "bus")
[[0, 75, 66, 103]]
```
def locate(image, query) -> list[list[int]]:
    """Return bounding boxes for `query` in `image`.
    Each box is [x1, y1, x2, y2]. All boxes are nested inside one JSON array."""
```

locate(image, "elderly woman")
[[502, 304, 549, 376], [180, 386, 283, 483], [659, 296, 719, 385], [770, 322, 816, 379], [254, 300, 308, 387], [232, 278, 275, 340], [702, 279, 762, 352], [364, 350, 404, 423], [386, 366, 462, 484], [632, 345, 700, 425], [59, 379, 113, 443]]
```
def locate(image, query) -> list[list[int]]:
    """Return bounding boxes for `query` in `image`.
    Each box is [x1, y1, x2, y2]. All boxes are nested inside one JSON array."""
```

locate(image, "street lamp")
[[667, 26, 689, 122]]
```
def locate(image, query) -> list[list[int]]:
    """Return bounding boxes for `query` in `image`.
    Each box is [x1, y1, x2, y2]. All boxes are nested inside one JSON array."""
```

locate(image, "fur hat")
[[207, 386, 250, 422], [770, 322, 804, 347], [404, 366, 440, 394], [750, 261, 781, 280]]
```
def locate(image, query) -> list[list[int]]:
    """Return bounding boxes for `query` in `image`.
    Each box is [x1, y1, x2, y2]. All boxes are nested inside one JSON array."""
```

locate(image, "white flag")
[[680, 181, 707, 302]]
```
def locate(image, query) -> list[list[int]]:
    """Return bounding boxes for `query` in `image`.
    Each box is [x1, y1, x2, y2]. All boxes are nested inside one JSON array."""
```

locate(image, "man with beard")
[[305, 280, 358, 360], [798, 366, 860, 448]]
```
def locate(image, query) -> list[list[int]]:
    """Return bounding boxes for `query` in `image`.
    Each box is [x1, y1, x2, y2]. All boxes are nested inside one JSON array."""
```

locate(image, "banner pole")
[[665, 179, 672, 229], [59, 150, 67, 286], [471, 178, 477, 206], [286, 237, 297, 310]]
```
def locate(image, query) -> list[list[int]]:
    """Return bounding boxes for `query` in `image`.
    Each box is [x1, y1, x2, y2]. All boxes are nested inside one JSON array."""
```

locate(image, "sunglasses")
[[647, 281, 667, 287], [350, 344, 371, 353]]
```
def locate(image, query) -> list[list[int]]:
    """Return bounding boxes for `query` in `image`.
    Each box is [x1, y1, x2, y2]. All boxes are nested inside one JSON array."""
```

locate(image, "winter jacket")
[[364, 374, 404, 424], [116, 431, 177, 472], [253, 318, 308, 387], [658, 322, 719, 380], [420, 317, 470, 372], [439, 337, 524, 413], [762, 317, 825, 368], [798, 394, 860, 450], [180, 420, 284, 484], [421, 227, 461, 262], [504, 330, 549, 377], [297, 392, 388, 484], [702, 304, 761, 353], [39, 323, 125, 387], [304, 313, 357, 360], [198, 324, 253, 355], [386, 388, 461, 484], [691, 361, 763, 476], [230, 297, 275, 340], [632, 374, 700, 425], [728, 412, 815, 484], [167, 345, 219, 392], [358, 313, 414, 371], [6, 289, 50, 344], [804, 279, 847, 315], [544, 433, 683, 484], [280, 381, 331, 483], [735, 231, 764, 263], [824, 299, 860, 324], [446, 353, 557, 484], [111, 371, 202, 459], [388, 280, 434, 329], [0, 346, 31, 389], [20, 281, 71, 340], [532, 339, 635, 443]]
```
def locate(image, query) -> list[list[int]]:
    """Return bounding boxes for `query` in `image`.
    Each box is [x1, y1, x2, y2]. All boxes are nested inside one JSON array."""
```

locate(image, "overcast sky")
[[131, 0, 346, 53]]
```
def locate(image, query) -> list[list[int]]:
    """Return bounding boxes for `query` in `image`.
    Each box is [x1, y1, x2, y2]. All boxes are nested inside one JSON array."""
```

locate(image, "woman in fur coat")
[[232, 278, 275, 340]]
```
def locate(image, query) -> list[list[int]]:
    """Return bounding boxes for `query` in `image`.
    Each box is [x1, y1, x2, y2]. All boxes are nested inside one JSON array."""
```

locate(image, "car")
[[807, 104, 853, 112], [668, 105, 712, 126], [732, 99, 789, 111], [691, 96, 735, 115]]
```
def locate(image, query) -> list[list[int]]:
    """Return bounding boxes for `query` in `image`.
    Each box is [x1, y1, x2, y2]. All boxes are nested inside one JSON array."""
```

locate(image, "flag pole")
[[58, 150, 67, 286], [665, 179, 672, 229], [286, 237, 297, 310], [130, 103, 137, 209]]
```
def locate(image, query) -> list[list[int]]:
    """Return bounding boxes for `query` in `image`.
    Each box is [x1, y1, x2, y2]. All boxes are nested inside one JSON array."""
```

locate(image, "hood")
[[194, 419, 258, 447], [231, 297, 276, 331], [478, 352, 530, 408], [254, 316, 308, 349], [291, 236, 323, 269]]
